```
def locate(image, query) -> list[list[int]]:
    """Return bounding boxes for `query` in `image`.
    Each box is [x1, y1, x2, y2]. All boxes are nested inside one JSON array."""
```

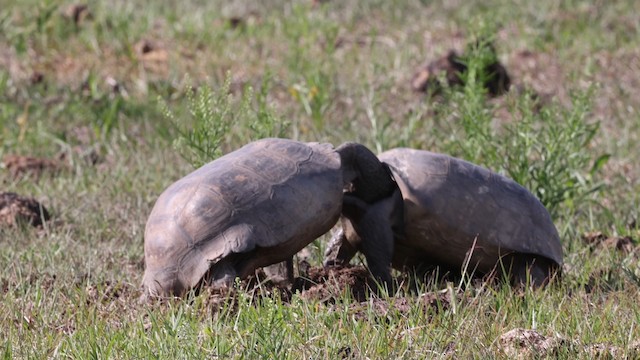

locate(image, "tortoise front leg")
[[339, 193, 396, 290]]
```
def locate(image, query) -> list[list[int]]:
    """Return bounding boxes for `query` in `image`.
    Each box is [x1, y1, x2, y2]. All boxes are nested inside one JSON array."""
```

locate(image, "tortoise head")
[[336, 142, 398, 203]]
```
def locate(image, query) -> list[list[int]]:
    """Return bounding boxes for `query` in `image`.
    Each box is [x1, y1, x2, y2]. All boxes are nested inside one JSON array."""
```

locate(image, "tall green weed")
[[437, 39, 608, 218], [162, 73, 290, 168]]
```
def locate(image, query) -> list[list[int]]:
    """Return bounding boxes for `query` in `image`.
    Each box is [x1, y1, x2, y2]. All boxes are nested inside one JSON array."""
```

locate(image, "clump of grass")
[[162, 72, 290, 168], [289, 70, 332, 132], [436, 38, 608, 218], [76, 72, 128, 138]]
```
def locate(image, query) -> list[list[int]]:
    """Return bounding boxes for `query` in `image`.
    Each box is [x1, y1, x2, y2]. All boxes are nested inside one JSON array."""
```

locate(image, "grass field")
[[1, 0, 639, 358]]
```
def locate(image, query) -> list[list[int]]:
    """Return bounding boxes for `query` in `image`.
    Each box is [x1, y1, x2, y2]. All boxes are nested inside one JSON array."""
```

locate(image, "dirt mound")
[[2, 154, 62, 180], [134, 39, 169, 75], [0, 192, 50, 227], [412, 42, 510, 97], [62, 4, 92, 26], [292, 265, 374, 303], [195, 265, 461, 321], [206, 265, 376, 305], [499, 328, 640, 358], [582, 231, 637, 254], [3, 147, 103, 181], [499, 328, 569, 358]]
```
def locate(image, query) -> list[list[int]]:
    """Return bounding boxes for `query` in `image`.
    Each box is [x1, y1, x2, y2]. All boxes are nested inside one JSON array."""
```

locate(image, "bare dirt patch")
[[134, 39, 169, 75], [590, 48, 640, 125], [506, 50, 568, 105]]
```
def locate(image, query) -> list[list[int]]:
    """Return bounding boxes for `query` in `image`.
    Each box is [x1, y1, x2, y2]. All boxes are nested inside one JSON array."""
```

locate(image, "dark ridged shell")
[[379, 148, 563, 273], [143, 139, 343, 294]]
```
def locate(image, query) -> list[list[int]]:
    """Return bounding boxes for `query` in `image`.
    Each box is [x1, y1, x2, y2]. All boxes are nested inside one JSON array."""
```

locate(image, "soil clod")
[[499, 328, 569, 358], [292, 265, 373, 303], [582, 231, 637, 254], [0, 192, 50, 228], [3, 154, 62, 180], [62, 4, 92, 25], [412, 42, 510, 96]]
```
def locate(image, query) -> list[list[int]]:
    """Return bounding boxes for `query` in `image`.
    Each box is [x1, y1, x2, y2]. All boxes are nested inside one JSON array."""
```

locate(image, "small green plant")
[[363, 84, 395, 154], [163, 76, 233, 168], [83, 73, 124, 138], [248, 74, 291, 140], [436, 38, 608, 218], [164, 73, 289, 168]]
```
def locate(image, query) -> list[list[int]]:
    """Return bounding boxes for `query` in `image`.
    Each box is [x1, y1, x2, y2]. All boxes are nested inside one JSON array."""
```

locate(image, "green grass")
[[1, 0, 640, 358]]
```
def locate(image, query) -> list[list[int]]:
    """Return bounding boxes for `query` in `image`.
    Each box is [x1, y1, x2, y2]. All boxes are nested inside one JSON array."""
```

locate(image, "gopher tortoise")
[[142, 138, 397, 298], [325, 148, 563, 287]]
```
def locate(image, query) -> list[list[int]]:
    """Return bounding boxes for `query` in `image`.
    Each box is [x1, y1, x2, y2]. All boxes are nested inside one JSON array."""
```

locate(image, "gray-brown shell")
[[378, 148, 563, 273], [142, 138, 344, 297]]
